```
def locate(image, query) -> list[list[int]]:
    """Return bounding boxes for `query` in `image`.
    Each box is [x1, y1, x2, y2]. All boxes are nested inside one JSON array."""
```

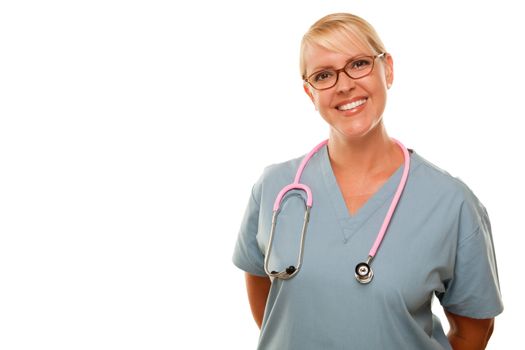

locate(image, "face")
[[303, 43, 394, 141]]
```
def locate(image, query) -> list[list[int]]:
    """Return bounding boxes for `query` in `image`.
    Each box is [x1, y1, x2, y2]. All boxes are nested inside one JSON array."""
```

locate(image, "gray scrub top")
[[233, 145, 503, 350]]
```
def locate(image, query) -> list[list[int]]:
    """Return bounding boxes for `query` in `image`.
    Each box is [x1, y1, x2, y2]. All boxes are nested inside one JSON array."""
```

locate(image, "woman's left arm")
[[445, 310, 494, 350]]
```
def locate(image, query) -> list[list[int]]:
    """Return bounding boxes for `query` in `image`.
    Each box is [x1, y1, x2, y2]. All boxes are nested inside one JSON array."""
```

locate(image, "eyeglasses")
[[304, 53, 386, 91]]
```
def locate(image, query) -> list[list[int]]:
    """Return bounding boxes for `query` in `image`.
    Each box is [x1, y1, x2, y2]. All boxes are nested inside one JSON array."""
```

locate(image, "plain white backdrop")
[[1, 1, 522, 349]]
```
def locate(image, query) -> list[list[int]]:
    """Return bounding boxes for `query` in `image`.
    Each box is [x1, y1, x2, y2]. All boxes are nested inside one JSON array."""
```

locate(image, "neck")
[[327, 124, 400, 177]]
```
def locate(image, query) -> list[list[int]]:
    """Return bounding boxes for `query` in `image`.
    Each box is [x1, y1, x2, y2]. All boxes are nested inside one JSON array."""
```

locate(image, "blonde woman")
[[233, 13, 503, 349]]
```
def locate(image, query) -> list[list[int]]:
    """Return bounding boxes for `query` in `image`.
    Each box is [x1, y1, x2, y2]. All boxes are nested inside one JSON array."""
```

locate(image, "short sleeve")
[[232, 179, 267, 277], [437, 191, 504, 319]]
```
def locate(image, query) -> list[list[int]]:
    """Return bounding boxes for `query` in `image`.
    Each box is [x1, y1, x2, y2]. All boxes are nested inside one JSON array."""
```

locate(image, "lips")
[[336, 98, 368, 111]]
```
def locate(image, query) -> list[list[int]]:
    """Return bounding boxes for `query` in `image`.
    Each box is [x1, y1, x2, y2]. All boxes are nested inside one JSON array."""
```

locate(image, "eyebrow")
[[308, 54, 370, 75]]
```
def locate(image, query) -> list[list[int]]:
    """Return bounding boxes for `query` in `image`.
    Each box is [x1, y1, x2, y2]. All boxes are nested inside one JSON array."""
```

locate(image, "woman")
[[233, 13, 503, 349]]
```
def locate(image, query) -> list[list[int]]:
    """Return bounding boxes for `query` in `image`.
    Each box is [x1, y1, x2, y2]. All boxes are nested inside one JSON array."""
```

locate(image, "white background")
[[0, 1, 522, 349]]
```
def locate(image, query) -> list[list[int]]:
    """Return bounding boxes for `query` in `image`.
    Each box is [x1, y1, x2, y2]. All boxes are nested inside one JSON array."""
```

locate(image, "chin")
[[333, 121, 383, 140], [339, 125, 374, 138]]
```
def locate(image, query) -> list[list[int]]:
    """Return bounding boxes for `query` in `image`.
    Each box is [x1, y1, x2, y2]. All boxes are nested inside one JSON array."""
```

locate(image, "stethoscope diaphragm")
[[355, 260, 374, 284]]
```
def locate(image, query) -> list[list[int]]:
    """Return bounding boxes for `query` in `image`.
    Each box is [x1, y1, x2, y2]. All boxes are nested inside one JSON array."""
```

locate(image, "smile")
[[337, 98, 367, 111]]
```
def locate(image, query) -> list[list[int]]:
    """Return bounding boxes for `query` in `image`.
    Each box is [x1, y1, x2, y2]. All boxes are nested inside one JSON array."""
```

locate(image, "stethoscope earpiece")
[[286, 266, 297, 274], [269, 265, 298, 280]]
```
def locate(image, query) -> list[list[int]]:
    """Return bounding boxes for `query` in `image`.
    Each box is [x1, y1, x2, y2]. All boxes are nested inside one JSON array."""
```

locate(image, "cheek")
[[371, 88, 388, 117], [311, 92, 324, 111], [315, 92, 331, 109]]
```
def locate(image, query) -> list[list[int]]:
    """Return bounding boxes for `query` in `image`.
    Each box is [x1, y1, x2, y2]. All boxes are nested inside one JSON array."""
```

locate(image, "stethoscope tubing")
[[265, 139, 410, 283], [368, 138, 410, 257], [271, 139, 328, 211], [264, 140, 328, 279]]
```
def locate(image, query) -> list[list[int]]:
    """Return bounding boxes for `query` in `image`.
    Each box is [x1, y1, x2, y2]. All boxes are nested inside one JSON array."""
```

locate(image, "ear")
[[384, 54, 394, 88], [303, 82, 315, 104], [303, 83, 319, 110]]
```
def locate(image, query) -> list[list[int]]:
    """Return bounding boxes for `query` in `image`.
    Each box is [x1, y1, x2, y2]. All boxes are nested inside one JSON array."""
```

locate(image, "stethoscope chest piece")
[[355, 261, 374, 284]]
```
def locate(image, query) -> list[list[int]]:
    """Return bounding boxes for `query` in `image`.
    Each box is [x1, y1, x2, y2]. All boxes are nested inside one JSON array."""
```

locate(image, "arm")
[[445, 310, 494, 350], [245, 272, 271, 329]]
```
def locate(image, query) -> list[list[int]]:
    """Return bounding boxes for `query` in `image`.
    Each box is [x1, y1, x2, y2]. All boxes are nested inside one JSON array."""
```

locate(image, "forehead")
[[326, 28, 372, 52], [303, 30, 374, 70], [303, 44, 370, 73]]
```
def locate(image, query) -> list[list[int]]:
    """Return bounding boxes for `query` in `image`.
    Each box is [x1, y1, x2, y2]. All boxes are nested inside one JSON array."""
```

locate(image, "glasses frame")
[[304, 53, 387, 91]]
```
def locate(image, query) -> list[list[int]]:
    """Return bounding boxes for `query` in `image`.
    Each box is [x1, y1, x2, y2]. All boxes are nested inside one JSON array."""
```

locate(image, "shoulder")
[[411, 151, 479, 198], [250, 153, 306, 203], [255, 153, 305, 187], [262, 155, 304, 181], [410, 151, 489, 235]]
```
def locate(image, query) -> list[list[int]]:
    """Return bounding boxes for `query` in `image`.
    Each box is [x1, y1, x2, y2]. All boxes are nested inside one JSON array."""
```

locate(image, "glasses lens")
[[308, 69, 337, 90], [307, 55, 378, 90], [345, 56, 374, 79]]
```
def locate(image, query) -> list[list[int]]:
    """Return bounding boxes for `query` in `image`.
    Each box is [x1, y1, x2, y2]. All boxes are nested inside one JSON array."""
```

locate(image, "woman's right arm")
[[245, 272, 271, 329]]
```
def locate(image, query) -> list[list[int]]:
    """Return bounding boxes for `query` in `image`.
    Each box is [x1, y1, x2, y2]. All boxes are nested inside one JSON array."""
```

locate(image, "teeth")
[[338, 99, 366, 111]]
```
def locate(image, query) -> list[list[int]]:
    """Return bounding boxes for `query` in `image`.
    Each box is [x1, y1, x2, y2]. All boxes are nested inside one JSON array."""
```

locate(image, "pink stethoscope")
[[264, 139, 410, 284]]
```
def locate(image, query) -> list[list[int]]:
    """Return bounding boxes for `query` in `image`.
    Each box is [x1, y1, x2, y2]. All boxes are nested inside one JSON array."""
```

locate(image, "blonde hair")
[[300, 13, 387, 79]]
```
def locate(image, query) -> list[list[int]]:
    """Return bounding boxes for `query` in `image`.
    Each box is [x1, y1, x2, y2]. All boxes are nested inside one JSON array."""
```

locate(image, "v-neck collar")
[[318, 145, 409, 243]]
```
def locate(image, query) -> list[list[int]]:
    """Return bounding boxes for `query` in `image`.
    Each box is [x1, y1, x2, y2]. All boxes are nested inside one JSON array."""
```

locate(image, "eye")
[[313, 70, 335, 82], [349, 58, 372, 70]]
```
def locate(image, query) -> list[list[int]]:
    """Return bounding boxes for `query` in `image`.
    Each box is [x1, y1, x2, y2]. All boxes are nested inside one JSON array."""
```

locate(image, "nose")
[[335, 70, 356, 93]]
